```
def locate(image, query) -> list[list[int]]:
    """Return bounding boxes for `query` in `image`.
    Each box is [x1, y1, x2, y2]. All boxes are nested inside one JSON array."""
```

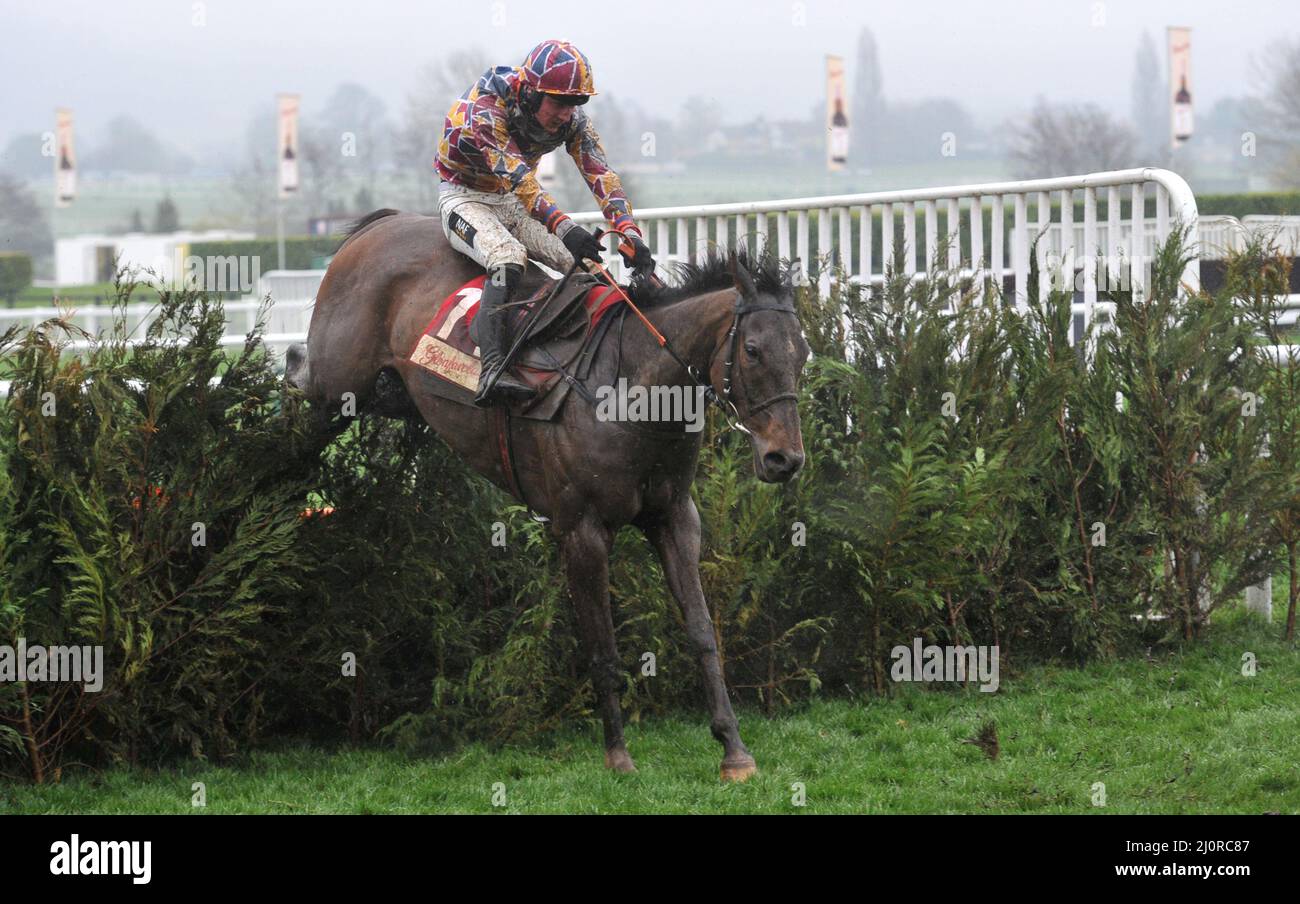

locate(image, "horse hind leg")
[[561, 516, 636, 774]]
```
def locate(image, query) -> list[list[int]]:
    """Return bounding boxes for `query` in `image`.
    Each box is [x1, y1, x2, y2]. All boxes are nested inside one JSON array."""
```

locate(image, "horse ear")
[[730, 255, 758, 301]]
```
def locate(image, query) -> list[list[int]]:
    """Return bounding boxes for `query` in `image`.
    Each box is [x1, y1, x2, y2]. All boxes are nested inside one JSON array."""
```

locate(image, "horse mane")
[[334, 208, 401, 253], [625, 247, 792, 308]]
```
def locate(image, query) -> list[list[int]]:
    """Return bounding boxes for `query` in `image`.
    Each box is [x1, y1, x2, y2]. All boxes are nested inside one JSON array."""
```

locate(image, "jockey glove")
[[623, 232, 655, 277], [562, 226, 606, 264]]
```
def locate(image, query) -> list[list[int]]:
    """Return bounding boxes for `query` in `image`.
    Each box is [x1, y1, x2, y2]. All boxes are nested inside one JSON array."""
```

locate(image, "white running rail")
[[572, 167, 1201, 336], [13, 169, 1300, 373]]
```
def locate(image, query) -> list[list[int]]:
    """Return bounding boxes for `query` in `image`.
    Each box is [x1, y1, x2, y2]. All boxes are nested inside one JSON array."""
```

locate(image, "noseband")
[[714, 295, 802, 433]]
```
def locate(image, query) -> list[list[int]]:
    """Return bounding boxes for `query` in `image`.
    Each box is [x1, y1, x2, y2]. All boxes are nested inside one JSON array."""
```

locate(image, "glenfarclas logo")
[[411, 334, 481, 391], [49, 835, 151, 884]]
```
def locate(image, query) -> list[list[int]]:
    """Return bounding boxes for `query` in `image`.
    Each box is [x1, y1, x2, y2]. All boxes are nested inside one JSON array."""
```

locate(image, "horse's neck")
[[625, 288, 736, 388]]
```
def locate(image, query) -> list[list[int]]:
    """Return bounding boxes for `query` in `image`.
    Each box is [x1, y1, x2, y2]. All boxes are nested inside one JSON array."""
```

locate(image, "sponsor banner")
[[55, 108, 76, 207], [278, 93, 300, 199], [826, 55, 849, 171], [1168, 26, 1193, 147]]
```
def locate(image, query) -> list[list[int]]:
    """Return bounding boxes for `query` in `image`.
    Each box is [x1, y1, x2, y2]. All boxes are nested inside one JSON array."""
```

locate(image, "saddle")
[[407, 271, 626, 421]]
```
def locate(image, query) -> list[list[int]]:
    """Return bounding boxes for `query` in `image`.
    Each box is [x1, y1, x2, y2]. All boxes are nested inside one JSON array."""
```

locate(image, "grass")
[[1, 609, 1296, 815]]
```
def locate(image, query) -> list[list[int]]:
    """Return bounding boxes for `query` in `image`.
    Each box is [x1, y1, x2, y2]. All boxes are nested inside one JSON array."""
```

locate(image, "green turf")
[[2, 608, 1296, 814]]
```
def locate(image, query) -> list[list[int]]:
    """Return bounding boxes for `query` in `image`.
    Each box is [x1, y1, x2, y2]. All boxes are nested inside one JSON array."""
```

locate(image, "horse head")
[[717, 256, 810, 483]]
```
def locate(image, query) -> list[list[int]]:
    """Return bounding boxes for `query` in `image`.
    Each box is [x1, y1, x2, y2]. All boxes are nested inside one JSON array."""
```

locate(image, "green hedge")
[[1199, 192, 1300, 218], [0, 253, 33, 307], [2, 237, 1297, 781], [187, 237, 340, 273], [14, 283, 165, 308]]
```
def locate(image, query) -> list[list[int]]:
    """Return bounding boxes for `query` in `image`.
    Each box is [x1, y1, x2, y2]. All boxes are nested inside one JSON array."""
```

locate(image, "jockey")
[[436, 39, 656, 408]]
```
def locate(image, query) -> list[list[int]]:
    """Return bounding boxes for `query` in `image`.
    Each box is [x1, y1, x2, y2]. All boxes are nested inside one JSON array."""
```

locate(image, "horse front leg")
[[644, 497, 756, 782], [560, 516, 636, 773]]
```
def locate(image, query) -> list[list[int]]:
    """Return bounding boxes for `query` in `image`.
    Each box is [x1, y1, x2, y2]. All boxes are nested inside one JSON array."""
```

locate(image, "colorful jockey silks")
[[435, 65, 640, 239]]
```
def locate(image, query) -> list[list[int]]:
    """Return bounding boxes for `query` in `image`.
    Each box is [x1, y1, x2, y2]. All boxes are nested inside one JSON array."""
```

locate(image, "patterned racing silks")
[[519, 39, 598, 96], [435, 65, 641, 240]]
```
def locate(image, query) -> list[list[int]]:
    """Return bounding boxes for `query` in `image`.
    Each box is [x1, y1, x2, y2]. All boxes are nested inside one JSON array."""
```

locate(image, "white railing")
[[573, 167, 1202, 341], [1242, 215, 1300, 256], [19, 173, 1292, 354], [0, 269, 322, 342], [12, 171, 1300, 368], [0, 299, 314, 337]]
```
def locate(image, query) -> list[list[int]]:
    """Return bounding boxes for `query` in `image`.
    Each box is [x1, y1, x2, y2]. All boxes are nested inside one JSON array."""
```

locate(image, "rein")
[[582, 236, 799, 435]]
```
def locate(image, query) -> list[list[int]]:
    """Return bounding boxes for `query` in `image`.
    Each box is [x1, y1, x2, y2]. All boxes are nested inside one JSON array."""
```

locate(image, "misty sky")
[[2, 0, 1296, 158]]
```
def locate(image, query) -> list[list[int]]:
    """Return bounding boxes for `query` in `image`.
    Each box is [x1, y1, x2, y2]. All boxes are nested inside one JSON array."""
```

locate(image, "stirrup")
[[474, 365, 536, 409]]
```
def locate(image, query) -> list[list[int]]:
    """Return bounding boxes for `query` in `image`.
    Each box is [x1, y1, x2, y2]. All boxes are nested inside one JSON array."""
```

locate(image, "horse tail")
[[334, 208, 401, 253]]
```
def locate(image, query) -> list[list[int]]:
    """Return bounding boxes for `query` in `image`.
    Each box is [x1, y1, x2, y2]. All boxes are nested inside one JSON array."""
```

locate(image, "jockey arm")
[[563, 114, 643, 242], [471, 103, 642, 244]]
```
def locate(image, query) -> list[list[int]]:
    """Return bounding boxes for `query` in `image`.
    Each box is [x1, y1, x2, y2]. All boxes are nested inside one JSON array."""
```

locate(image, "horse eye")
[[744, 342, 759, 360]]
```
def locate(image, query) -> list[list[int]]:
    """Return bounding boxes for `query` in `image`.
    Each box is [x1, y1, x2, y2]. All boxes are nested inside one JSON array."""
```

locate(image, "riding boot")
[[474, 262, 537, 408]]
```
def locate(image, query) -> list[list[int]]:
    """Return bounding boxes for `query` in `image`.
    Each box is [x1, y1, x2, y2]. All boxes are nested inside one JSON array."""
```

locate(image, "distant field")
[[25, 162, 1020, 241], [3, 609, 1295, 815], [25, 156, 1270, 246]]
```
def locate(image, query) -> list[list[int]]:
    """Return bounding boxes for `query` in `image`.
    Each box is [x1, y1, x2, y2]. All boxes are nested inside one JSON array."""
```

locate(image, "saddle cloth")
[[407, 271, 625, 420]]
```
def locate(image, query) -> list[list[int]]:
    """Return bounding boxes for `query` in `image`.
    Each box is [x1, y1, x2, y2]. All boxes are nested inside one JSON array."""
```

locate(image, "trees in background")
[[86, 115, 193, 175], [1254, 37, 1300, 189], [395, 49, 491, 212], [151, 195, 180, 233], [0, 174, 52, 272], [851, 27, 886, 170], [1130, 31, 1168, 165], [1006, 98, 1139, 179], [303, 82, 393, 208], [0, 133, 51, 179]]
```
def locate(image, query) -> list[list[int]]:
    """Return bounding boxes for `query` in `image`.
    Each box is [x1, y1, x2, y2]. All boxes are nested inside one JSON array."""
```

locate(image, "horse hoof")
[[720, 755, 757, 783], [605, 749, 637, 774]]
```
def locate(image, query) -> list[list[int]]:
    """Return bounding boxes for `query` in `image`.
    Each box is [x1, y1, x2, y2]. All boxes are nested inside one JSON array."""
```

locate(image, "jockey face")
[[535, 94, 578, 134]]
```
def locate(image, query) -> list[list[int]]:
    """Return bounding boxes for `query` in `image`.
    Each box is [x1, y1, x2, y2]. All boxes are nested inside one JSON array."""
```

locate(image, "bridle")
[[714, 296, 802, 435], [582, 242, 800, 436]]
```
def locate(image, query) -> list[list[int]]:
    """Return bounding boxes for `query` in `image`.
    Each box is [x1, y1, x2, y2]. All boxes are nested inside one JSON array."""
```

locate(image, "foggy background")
[[1, 0, 1298, 277]]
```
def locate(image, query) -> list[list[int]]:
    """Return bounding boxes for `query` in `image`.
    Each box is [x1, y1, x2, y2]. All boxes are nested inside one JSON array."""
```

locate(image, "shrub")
[[1, 231, 1294, 781], [0, 285, 327, 780]]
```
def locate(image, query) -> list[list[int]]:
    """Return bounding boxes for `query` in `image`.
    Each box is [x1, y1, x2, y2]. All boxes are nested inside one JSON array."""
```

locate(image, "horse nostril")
[[764, 451, 790, 475]]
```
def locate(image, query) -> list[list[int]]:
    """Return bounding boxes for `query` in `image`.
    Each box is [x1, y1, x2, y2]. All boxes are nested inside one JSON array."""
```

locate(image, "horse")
[[285, 209, 809, 781]]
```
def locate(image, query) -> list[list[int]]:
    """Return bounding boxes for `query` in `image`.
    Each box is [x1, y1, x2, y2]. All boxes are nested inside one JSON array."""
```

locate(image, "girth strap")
[[493, 407, 528, 507]]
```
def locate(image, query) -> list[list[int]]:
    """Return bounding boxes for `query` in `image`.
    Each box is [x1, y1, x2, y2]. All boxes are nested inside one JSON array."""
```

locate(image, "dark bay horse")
[[286, 209, 809, 781]]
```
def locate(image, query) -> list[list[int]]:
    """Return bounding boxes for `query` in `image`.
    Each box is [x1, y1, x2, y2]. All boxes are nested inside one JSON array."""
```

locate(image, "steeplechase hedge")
[[1, 233, 1296, 783]]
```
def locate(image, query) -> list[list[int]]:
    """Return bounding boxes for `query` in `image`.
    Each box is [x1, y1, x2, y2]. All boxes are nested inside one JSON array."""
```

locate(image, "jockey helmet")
[[518, 39, 597, 110]]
